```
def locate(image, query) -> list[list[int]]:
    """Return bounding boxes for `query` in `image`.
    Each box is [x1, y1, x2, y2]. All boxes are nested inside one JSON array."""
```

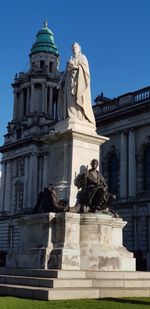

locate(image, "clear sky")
[[0, 0, 150, 147]]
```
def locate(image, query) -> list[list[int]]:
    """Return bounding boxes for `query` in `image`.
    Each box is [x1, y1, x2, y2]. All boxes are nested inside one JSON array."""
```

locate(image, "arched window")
[[108, 153, 118, 194], [143, 146, 150, 190]]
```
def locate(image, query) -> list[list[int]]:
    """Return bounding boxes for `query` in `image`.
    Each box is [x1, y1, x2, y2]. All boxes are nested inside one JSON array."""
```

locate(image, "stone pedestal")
[[7, 213, 55, 269], [6, 119, 135, 272], [6, 212, 135, 271], [46, 119, 108, 206]]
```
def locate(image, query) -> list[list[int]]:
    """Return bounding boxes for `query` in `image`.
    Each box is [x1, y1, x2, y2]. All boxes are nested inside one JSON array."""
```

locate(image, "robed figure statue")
[[57, 42, 95, 125]]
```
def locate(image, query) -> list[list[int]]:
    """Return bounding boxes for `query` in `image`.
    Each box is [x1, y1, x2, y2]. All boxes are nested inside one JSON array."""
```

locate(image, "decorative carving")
[[14, 181, 24, 211], [16, 159, 24, 176]]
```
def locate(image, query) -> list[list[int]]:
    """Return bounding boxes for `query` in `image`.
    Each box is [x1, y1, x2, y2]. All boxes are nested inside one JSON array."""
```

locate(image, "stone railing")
[[134, 88, 150, 103], [94, 86, 150, 116]]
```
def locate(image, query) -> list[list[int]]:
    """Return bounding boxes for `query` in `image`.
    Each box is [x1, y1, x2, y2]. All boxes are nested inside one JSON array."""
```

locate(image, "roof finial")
[[43, 20, 48, 28]]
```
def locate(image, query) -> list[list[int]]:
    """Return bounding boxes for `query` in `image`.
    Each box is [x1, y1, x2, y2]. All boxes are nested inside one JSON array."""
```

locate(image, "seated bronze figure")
[[71, 159, 116, 214]]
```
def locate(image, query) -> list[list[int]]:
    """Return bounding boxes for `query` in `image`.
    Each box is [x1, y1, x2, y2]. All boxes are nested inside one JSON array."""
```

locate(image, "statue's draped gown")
[[58, 53, 95, 125]]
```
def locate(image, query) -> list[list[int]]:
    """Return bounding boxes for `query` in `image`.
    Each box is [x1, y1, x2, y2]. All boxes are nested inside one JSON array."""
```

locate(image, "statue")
[[71, 159, 116, 215], [32, 184, 69, 214], [57, 42, 95, 125]]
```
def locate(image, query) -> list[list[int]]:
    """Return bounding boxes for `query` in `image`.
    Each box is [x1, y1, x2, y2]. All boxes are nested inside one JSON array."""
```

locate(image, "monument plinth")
[[45, 119, 108, 207], [6, 212, 135, 271]]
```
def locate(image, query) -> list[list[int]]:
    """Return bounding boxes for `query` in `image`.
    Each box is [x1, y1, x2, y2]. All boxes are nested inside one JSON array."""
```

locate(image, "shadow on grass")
[[102, 298, 150, 306]]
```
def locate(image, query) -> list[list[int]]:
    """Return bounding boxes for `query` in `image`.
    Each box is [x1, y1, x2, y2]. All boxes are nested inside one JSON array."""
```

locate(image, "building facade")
[[94, 89, 150, 270], [0, 22, 61, 265], [0, 23, 150, 270]]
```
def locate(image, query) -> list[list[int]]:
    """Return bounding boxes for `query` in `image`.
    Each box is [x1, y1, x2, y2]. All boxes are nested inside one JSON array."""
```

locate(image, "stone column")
[[48, 87, 53, 117], [27, 153, 38, 208], [26, 87, 30, 114], [17, 91, 21, 118], [20, 89, 24, 118], [32, 153, 38, 206], [42, 152, 49, 188], [128, 128, 136, 197], [4, 160, 12, 212], [120, 131, 128, 198], [27, 154, 33, 207], [37, 155, 43, 193], [23, 155, 29, 208], [13, 90, 18, 120], [44, 85, 48, 114], [0, 161, 7, 212], [30, 83, 35, 113], [42, 84, 45, 113]]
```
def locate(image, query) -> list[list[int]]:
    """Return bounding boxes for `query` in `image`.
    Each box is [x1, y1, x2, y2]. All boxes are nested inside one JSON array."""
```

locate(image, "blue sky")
[[0, 0, 150, 147]]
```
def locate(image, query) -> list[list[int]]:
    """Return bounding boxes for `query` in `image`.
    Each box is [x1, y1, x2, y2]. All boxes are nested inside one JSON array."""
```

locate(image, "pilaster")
[[13, 90, 18, 120], [23, 155, 29, 208], [0, 161, 7, 212], [128, 128, 136, 197], [120, 131, 128, 198], [48, 87, 53, 117], [30, 83, 35, 112], [42, 84, 46, 113], [4, 160, 12, 212], [42, 152, 49, 188], [27, 153, 38, 208]]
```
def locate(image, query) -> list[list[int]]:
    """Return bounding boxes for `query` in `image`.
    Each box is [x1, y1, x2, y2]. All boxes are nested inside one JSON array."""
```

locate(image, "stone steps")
[[0, 275, 92, 288], [1, 274, 150, 288], [0, 268, 150, 300], [1, 268, 150, 279]]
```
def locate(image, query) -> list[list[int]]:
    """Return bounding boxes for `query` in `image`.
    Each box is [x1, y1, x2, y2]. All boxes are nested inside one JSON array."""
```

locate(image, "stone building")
[[0, 22, 61, 265], [93, 89, 150, 270], [0, 22, 150, 270]]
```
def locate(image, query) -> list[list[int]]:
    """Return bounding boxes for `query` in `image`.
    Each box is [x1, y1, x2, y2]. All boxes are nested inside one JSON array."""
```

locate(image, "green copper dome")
[[30, 21, 59, 56]]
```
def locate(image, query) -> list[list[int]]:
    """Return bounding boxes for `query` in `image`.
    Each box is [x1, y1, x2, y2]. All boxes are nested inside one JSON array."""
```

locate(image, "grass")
[[0, 297, 150, 309]]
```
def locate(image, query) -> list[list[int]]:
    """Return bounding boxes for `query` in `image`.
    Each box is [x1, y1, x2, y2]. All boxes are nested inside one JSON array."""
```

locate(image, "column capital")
[[129, 127, 135, 132], [31, 152, 38, 157], [122, 129, 128, 134]]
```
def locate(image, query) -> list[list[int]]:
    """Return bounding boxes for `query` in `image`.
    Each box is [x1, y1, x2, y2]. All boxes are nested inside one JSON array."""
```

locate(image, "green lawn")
[[0, 297, 150, 309]]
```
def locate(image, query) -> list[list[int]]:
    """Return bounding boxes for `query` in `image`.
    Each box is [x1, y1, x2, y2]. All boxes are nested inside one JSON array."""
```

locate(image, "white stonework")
[[6, 212, 135, 271], [45, 119, 108, 206], [55, 118, 96, 135]]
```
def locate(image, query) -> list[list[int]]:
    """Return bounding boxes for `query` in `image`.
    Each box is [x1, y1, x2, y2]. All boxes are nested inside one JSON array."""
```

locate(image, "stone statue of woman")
[[57, 42, 95, 125]]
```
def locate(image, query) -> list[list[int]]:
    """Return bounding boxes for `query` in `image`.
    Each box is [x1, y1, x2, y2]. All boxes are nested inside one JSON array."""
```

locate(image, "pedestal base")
[[54, 118, 96, 135], [6, 212, 135, 271], [46, 120, 108, 206]]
